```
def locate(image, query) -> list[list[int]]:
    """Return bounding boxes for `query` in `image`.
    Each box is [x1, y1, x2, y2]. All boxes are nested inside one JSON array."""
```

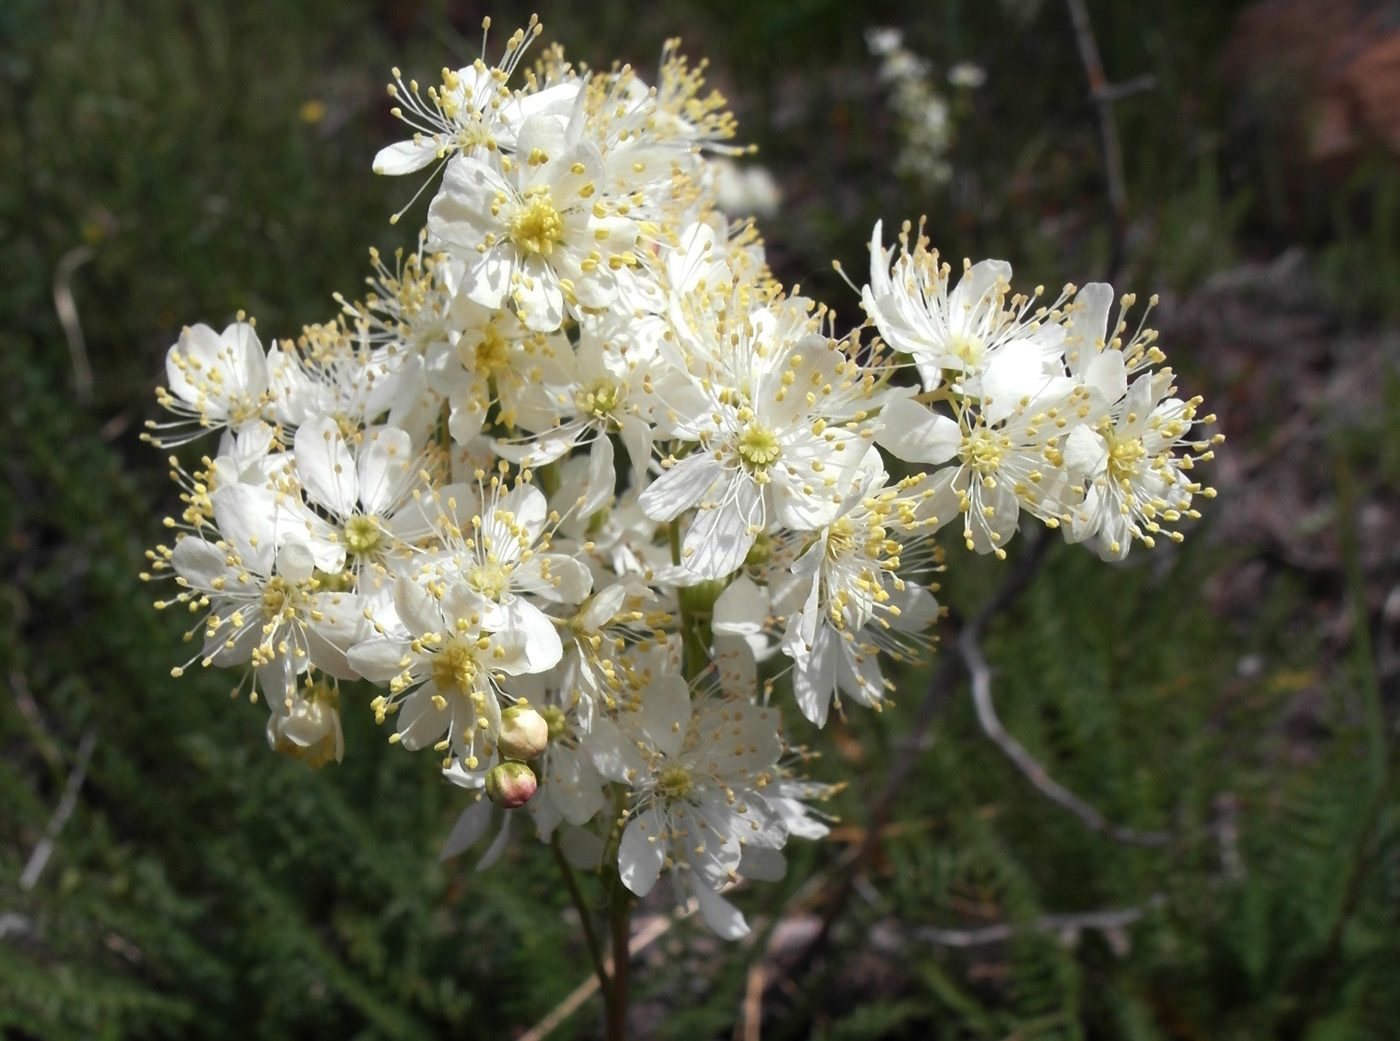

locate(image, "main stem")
[[550, 835, 612, 1020], [606, 877, 633, 1041]]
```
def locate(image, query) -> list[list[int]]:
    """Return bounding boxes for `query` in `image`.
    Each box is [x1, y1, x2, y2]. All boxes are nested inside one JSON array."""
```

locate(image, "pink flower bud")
[[485, 760, 537, 809]]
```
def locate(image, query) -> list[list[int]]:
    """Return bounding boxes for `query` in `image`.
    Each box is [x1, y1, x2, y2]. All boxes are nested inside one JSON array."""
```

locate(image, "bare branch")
[[53, 244, 96, 406], [20, 728, 98, 891], [1064, 0, 1145, 281], [913, 893, 1166, 948], [959, 626, 1170, 846]]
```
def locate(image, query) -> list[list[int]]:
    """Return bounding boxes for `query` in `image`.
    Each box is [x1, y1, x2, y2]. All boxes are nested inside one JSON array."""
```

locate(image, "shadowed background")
[[4, 1, 1400, 1038]]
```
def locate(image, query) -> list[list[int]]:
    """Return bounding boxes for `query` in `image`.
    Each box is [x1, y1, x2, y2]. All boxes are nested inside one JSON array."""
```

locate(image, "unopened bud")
[[498, 705, 549, 760], [485, 760, 537, 809]]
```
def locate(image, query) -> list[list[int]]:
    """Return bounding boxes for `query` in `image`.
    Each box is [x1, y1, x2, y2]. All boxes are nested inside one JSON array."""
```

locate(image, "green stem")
[[550, 833, 612, 1016]]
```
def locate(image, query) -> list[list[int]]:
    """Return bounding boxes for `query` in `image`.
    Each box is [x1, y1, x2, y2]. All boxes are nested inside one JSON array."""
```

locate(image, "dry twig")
[[19, 728, 98, 891], [960, 627, 1170, 846]]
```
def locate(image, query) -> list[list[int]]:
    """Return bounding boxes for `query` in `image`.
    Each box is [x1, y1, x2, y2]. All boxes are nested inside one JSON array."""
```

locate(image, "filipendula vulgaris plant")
[[141, 16, 1220, 1035]]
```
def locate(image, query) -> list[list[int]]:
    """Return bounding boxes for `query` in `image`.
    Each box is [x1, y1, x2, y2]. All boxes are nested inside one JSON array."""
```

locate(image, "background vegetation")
[[4, 0, 1399, 1038]]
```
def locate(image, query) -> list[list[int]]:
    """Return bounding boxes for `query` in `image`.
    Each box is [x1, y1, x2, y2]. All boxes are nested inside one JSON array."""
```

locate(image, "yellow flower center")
[[575, 378, 623, 422], [745, 530, 775, 568], [825, 517, 856, 561], [510, 191, 565, 256], [657, 764, 694, 802], [1107, 433, 1148, 484], [261, 577, 303, 621], [541, 704, 568, 741], [951, 331, 985, 368], [464, 323, 511, 378], [959, 428, 1006, 477], [737, 424, 781, 472], [467, 561, 510, 601], [430, 636, 480, 693], [344, 515, 383, 559]]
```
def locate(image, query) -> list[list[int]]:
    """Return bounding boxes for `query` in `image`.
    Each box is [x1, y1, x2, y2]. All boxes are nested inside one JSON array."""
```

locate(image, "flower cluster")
[[143, 21, 1218, 939]]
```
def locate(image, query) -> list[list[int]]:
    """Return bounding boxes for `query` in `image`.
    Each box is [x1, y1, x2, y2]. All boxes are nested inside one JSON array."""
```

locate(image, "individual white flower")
[[409, 475, 590, 674], [711, 158, 782, 219], [372, 18, 581, 177], [878, 342, 1088, 557], [427, 112, 641, 331], [266, 679, 345, 767], [347, 573, 542, 767], [641, 289, 879, 580], [862, 220, 1068, 393], [1063, 368, 1218, 560], [441, 294, 575, 442], [778, 451, 942, 725], [284, 417, 435, 580], [600, 685, 785, 939], [163, 483, 370, 710], [503, 673, 609, 838], [494, 315, 662, 508], [152, 320, 271, 446], [789, 581, 939, 727]]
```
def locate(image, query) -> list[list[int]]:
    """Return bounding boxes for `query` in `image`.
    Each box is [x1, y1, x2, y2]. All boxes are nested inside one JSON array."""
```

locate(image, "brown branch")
[[1064, 0, 1151, 282]]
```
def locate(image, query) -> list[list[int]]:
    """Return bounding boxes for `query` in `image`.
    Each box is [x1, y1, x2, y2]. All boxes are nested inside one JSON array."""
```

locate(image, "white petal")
[[875, 396, 962, 465], [639, 671, 691, 760], [294, 415, 359, 517], [693, 882, 750, 940], [712, 574, 768, 636], [618, 808, 666, 897], [373, 139, 442, 176], [439, 799, 493, 860], [683, 477, 760, 581], [639, 451, 722, 522], [346, 637, 411, 682], [739, 846, 788, 883], [357, 425, 416, 516], [583, 715, 647, 783]]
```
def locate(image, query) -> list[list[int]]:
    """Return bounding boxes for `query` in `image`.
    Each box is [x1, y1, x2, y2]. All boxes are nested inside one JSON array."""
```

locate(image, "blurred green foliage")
[[4, 0, 1400, 1039]]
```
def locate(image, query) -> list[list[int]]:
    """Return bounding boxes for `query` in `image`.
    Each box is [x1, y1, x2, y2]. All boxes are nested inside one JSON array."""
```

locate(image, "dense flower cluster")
[[143, 21, 1218, 939]]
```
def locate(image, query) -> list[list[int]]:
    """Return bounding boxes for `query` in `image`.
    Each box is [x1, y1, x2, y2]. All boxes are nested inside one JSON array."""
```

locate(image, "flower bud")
[[266, 682, 343, 769], [485, 760, 537, 809], [498, 705, 549, 760]]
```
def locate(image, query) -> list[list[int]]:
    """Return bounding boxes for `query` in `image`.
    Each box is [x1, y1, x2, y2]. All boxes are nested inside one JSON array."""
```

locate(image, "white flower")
[[863, 220, 1068, 393], [641, 291, 878, 579], [1063, 369, 1217, 560], [373, 20, 580, 176], [427, 112, 641, 331], [286, 417, 435, 580], [600, 685, 785, 939], [881, 342, 1088, 557], [165, 483, 370, 709], [410, 476, 590, 673], [266, 680, 345, 767], [347, 574, 536, 767], [152, 321, 271, 446]]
